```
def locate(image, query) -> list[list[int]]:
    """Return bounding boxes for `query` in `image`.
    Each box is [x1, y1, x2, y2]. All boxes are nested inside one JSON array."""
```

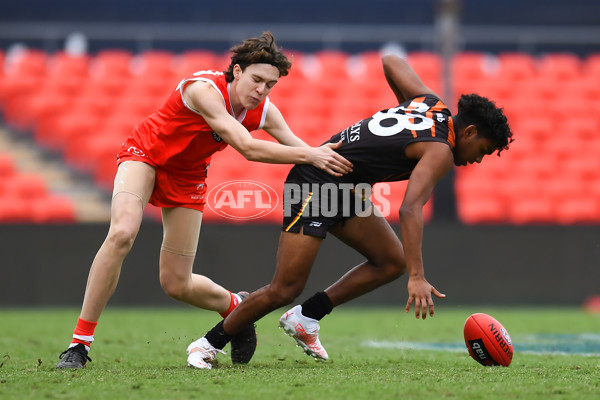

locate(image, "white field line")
[[362, 338, 600, 357]]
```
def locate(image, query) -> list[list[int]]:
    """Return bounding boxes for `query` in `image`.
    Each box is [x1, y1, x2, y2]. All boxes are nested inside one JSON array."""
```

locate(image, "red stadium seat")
[[64, 132, 122, 173], [453, 52, 488, 80], [497, 53, 536, 81], [510, 117, 553, 143], [110, 91, 165, 122], [0, 80, 45, 129], [48, 52, 90, 77], [281, 50, 309, 79], [507, 197, 556, 225], [454, 176, 494, 206], [92, 49, 133, 75], [72, 86, 117, 120], [497, 174, 558, 225], [33, 110, 65, 147], [38, 109, 103, 151], [561, 153, 600, 182], [347, 51, 393, 95], [309, 50, 351, 81], [90, 73, 130, 98], [346, 52, 376, 80], [491, 132, 533, 163], [582, 135, 600, 157], [553, 76, 600, 102], [0, 153, 17, 179], [459, 78, 515, 105], [0, 49, 48, 113], [406, 52, 441, 84], [501, 96, 548, 124], [324, 106, 368, 136], [0, 195, 32, 222], [453, 52, 501, 96], [125, 73, 177, 101], [544, 174, 589, 206], [93, 156, 119, 191], [45, 52, 90, 97], [457, 193, 506, 224], [499, 175, 545, 204], [176, 50, 224, 75], [30, 195, 76, 223], [582, 53, 600, 78], [510, 157, 554, 182], [89, 50, 134, 97], [125, 50, 179, 100], [3, 48, 48, 77], [555, 197, 600, 225], [457, 153, 511, 186], [537, 53, 582, 82], [543, 134, 587, 161], [554, 115, 598, 141], [16, 86, 75, 131], [4, 173, 48, 200], [284, 113, 329, 144], [133, 50, 176, 76], [516, 77, 560, 101], [271, 59, 311, 102], [101, 111, 139, 139]]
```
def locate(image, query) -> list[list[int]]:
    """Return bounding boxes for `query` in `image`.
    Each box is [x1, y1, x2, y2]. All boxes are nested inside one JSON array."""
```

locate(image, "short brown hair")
[[224, 31, 292, 82]]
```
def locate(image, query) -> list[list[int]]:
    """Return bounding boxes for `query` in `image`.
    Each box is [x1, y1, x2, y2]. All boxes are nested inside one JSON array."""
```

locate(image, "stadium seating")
[[496, 52, 536, 82], [0, 153, 76, 223], [0, 48, 598, 224]]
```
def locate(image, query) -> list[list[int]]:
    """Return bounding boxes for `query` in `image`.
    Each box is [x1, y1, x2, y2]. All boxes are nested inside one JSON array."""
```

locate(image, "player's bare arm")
[[184, 81, 353, 176], [400, 141, 452, 319], [382, 54, 438, 104]]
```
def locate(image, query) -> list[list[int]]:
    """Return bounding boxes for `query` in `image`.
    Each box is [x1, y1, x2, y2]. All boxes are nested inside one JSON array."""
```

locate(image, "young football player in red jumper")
[[56, 32, 352, 369]]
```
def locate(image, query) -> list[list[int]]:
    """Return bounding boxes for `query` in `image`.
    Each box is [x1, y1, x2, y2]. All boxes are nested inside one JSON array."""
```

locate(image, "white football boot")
[[279, 305, 329, 361], [186, 337, 225, 369]]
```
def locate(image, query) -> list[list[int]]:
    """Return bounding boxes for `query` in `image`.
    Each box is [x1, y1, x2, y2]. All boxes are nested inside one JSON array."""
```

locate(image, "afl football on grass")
[[463, 313, 513, 367]]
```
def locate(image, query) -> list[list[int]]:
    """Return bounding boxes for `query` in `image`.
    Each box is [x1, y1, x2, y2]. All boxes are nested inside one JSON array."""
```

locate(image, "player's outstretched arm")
[[260, 103, 354, 176], [400, 141, 451, 319], [187, 81, 353, 176], [382, 54, 439, 105]]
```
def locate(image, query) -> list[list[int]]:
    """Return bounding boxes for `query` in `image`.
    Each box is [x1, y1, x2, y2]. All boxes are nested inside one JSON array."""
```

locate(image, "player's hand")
[[405, 277, 446, 320], [308, 141, 353, 176]]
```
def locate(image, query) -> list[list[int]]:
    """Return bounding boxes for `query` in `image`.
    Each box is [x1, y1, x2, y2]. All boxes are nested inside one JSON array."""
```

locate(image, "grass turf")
[[0, 306, 598, 399]]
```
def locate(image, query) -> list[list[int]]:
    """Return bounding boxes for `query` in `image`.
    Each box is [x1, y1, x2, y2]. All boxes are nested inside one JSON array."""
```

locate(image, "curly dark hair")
[[224, 32, 292, 82], [454, 94, 514, 156]]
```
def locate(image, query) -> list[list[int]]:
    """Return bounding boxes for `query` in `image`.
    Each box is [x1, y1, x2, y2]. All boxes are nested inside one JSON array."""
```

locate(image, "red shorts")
[[117, 140, 208, 212]]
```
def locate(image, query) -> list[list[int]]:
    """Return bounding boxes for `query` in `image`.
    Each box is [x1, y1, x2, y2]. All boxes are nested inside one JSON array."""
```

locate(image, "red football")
[[464, 313, 513, 367]]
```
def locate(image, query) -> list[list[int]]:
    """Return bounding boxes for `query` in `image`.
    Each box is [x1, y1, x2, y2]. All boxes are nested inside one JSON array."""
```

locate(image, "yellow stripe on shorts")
[[285, 192, 313, 232]]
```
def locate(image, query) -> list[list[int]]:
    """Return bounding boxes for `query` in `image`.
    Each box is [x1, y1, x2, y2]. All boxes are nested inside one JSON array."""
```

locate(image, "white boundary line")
[[362, 339, 600, 357]]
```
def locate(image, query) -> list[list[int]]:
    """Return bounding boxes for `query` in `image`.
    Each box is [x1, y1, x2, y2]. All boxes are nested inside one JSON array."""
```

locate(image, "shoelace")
[[190, 345, 226, 359], [59, 347, 92, 362], [213, 348, 226, 357]]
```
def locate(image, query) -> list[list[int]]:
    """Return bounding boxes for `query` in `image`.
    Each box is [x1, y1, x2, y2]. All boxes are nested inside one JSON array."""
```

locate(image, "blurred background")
[[0, 0, 599, 308]]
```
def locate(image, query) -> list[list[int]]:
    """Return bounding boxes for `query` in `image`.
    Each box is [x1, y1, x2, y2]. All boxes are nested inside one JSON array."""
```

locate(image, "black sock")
[[301, 291, 333, 320], [204, 320, 232, 350]]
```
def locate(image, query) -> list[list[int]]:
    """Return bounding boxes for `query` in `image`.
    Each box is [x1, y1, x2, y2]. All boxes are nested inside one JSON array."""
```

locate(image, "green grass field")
[[1, 306, 598, 399]]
